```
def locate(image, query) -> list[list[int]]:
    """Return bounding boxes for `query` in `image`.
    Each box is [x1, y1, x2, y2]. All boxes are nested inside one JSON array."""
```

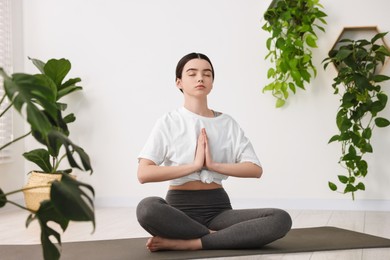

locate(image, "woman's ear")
[[176, 78, 183, 91]]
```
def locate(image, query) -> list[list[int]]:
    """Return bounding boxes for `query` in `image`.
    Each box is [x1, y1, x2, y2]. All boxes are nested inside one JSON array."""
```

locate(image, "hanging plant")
[[262, 0, 327, 107], [323, 32, 390, 200]]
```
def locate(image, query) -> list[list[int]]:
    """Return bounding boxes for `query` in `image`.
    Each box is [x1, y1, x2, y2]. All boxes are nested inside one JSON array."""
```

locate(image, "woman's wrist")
[[206, 162, 219, 172], [191, 162, 203, 173]]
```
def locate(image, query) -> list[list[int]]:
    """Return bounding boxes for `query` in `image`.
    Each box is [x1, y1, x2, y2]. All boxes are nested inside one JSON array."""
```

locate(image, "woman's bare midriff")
[[169, 180, 222, 190]]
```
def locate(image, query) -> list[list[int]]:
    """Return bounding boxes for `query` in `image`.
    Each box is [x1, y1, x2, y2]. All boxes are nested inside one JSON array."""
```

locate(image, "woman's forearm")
[[208, 162, 262, 178], [202, 128, 262, 179], [137, 163, 200, 184]]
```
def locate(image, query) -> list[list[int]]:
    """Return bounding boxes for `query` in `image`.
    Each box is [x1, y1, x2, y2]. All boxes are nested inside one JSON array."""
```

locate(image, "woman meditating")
[[136, 52, 292, 252]]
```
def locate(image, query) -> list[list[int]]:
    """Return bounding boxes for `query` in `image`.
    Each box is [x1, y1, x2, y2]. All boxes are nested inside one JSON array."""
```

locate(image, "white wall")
[[19, 0, 390, 210]]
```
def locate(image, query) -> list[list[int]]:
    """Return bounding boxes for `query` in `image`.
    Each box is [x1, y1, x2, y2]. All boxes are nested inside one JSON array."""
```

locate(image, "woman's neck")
[[183, 99, 213, 117]]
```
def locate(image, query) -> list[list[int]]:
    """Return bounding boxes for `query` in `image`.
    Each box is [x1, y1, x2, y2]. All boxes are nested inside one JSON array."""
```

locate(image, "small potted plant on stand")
[[0, 57, 94, 260], [21, 58, 93, 211]]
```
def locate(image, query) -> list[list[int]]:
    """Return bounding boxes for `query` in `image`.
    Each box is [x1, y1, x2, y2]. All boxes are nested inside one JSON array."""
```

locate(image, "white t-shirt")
[[138, 107, 261, 186]]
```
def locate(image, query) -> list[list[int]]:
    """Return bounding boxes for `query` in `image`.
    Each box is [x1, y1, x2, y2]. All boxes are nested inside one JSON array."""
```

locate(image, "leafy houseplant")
[[323, 32, 390, 200], [22, 58, 92, 174], [262, 0, 327, 107], [0, 58, 95, 260]]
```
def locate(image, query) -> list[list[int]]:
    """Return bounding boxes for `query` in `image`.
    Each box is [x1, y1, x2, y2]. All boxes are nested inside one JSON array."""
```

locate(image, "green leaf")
[[348, 145, 357, 156], [28, 57, 46, 74], [361, 142, 373, 153], [335, 49, 353, 60], [303, 54, 311, 63], [290, 70, 302, 84], [281, 82, 289, 99], [356, 182, 365, 191], [338, 175, 349, 184], [288, 82, 296, 94], [305, 34, 318, 48], [377, 45, 390, 56], [44, 59, 71, 87], [371, 100, 386, 114], [3, 72, 58, 136], [339, 39, 354, 43], [266, 38, 273, 50], [262, 83, 275, 93], [299, 24, 311, 33], [51, 174, 95, 227], [23, 149, 53, 173], [362, 128, 372, 139], [356, 160, 368, 171], [340, 118, 352, 132], [58, 78, 82, 100], [350, 131, 361, 146], [346, 161, 355, 170], [27, 201, 70, 260], [371, 32, 388, 44], [357, 160, 368, 174], [47, 131, 93, 173], [63, 113, 76, 124], [289, 59, 298, 70], [377, 93, 388, 106], [339, 132, 351, 141], [32, 74, 58, 104], [354, 74, 370, 91], [342, 92, 356, 108], [276, 37, 286, 49], [375, 117, 390, 127], [342, 152, 358, 161], [315, 10, 327, 18], [276, 98, 285, 108], [344, 184, 357, 193], [372, 75, 390, 83], [328, 182, 337, 191], [356, 39, 371, 47], [267, 68, 275, 79], [301, 70, 311, 83], [355, 49, 368, 60], [328, 134, 340, 143], [30, 109, 71, 159], [336, 113, 344, 131], [0, 188, 6, 208]]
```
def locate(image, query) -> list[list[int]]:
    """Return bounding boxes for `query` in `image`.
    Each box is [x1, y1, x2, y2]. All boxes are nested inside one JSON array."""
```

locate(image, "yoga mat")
[[1, 226, 390, 260]]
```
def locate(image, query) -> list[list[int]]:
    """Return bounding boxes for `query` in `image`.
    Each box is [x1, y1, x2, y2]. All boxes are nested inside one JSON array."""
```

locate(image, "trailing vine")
[[323, 32, 390, 200], [262, 0, 327, 107]]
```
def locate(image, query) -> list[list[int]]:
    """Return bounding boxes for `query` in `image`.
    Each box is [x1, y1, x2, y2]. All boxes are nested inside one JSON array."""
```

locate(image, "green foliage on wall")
[[323, 32, 390, 199], [262, 0, 327, 107]]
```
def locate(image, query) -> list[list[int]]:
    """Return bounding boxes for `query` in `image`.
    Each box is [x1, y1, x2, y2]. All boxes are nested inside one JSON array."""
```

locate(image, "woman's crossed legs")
[[136, 196, 292, 251]]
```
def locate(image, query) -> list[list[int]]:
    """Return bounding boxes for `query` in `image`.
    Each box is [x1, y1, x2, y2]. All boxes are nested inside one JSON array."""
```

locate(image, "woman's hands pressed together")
[[194, 128, 215, 171], [194, 128, 263, 178]]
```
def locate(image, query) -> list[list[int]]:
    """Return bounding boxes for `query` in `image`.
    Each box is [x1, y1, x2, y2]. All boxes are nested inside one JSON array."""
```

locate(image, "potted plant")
[[323, 32, 390, 200], [0, 58, 95, 260], [21, 58, 93, 211], [262, 0, 327, 107]]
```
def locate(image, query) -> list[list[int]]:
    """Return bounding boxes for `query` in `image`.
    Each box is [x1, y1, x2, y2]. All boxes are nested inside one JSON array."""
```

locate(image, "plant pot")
[[23, 171, 62, 211]]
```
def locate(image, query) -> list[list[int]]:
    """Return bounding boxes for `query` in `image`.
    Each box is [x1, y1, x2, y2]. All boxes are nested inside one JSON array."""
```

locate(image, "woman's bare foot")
[[146, 236, 202, 252]]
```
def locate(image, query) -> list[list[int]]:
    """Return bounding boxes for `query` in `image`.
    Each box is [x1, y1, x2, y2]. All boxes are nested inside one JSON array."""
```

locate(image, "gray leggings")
[[136, 188, 292, 249]]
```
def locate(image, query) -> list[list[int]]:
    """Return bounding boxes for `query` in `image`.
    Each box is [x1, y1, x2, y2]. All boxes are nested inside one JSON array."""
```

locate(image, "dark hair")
[[175, 52, 215, 82]]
